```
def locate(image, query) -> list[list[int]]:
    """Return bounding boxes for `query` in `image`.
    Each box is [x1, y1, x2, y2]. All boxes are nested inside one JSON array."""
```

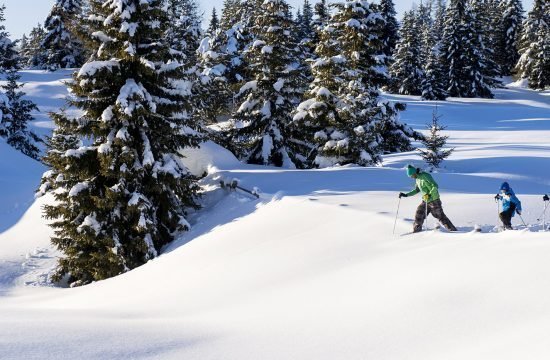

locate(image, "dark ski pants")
[[414, 199, 457, 233], [499, 203, 516, 230]]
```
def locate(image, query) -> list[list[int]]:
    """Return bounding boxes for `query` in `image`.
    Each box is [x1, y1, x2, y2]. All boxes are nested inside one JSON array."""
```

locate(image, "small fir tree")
[[207, 8, 220, 36], [418, 108, 454, 169], [18, 34, 29, 67], [0, 5, 19, 71], [21, 24, 47, 69], [0, 69, 41, 159], [42, 0, 201, 286]]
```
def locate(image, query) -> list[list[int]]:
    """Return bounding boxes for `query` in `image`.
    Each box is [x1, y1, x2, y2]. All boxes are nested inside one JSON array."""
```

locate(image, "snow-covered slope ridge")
[[1, 72, 550, 360]]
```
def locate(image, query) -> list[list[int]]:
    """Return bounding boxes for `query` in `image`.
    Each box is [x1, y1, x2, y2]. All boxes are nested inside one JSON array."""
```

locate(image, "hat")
[[406, 165, 417, 177], [500, 182, 510, 192]]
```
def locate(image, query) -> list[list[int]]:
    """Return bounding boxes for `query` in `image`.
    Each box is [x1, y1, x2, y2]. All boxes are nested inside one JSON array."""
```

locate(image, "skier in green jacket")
[[399, 165, 457, 233]]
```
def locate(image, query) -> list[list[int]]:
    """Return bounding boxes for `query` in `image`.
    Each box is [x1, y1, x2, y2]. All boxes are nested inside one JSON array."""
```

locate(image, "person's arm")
[[513, 196, 522, 212], [405, 186, 420, 197]]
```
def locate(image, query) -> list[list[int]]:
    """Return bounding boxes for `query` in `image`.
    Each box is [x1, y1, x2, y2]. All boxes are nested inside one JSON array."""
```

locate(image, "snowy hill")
[[1, 71, 550, 359]]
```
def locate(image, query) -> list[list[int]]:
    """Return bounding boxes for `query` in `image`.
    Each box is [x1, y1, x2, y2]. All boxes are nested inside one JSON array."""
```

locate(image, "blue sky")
[[4, 0, 535, 40]]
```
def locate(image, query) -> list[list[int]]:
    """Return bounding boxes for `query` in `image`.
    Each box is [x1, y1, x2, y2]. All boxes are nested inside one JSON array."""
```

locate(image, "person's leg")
[[499, 208, 514, 229], [430, 199, 458, 231], [413, 202, 427, 232]]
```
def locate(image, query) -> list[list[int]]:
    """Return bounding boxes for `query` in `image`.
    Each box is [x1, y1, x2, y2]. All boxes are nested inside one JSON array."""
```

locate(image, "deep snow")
[[1, 70, 550, 360]]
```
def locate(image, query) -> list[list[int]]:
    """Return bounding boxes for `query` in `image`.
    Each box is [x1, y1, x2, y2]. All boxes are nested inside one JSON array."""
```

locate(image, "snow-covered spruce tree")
[[166, 0, 203, 66], [432, 0, 447, 43], [441, 0, 494, 98], [469, 0, 501, 89], [228, 0, 306, 167], [389, 10, 424, 95], [38, 112, 80, 197], [0, 5, 19, 71], [197, 0, 264, 127], [499, 0, 524, 75], [421, 40, 448, 100], [0, 68, 41, 159], [18, 34, 30, 67], [378, 0, 399, 59], [207, 7, 220, 37], [20, 24, 47, 69], [482, 0, 506, 76], [219, 0, 241, 32], [417, 2, 433, 67], [515, 0, 548, 87], [418, 107, 454, 169], [294, 0, 416, 168], [41, 0, 86, 70], [295, 0, 316, 84], [42, 0, 200, 286], [312, 0, 330, 36], [292, 9, 343, 167], [528, 24, 549, 90], [299, 0, 315, 41]]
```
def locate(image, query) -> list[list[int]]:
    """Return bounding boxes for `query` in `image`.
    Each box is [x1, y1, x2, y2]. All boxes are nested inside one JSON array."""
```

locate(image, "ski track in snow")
[[1, 71, 550, 359]]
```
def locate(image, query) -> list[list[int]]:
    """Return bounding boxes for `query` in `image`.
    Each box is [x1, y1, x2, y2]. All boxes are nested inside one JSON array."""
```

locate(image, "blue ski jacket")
[[497, 182, 522, 216]]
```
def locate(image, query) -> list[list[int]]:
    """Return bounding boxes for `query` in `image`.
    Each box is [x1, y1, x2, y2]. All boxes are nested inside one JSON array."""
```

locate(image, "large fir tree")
[[441, 0, 495, 98], [499, 0, 524, 75], [41, 0, 86, 70], [389, 10, 424, 95], [228, 0, 306, 167], [219, 0, 241, 32], [378, 0, 400, 59], [166, 0, 203, 66], [42, 0, 200, 286], [515, 0, 549, 89], [469, 0, 502, 89], [295, 0, 417, 168], [527, 23, 549, 89]]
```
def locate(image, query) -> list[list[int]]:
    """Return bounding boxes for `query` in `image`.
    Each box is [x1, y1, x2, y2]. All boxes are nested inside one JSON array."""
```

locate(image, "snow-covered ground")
[[1, 71, 550, 359]]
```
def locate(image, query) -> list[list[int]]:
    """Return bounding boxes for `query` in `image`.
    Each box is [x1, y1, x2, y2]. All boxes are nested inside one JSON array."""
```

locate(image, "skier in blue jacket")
[[494, 182, 522, 230]]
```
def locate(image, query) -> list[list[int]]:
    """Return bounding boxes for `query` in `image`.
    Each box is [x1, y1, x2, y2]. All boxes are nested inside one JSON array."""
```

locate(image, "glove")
[[516, 210, 521, 215], [423, 194, 430, 202], [494, 194, 501, 201], [399, 192, 407, 198], [544, 194, 549, 202]]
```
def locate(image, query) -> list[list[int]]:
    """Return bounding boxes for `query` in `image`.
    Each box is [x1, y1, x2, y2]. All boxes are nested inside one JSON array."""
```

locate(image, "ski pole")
[[393, 198, 401, 235], [425, 199, 429, 231], [496, 198, 500, 228], [543, 200, 549, 232], [518, 214, 527, 227]]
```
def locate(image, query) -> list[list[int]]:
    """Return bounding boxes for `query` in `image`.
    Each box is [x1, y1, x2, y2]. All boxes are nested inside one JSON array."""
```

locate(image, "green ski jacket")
[[406, 172, 440, 203]]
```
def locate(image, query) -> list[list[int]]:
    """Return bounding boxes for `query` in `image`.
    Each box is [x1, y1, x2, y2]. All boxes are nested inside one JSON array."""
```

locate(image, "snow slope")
[[1, 72, 550, 360]]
